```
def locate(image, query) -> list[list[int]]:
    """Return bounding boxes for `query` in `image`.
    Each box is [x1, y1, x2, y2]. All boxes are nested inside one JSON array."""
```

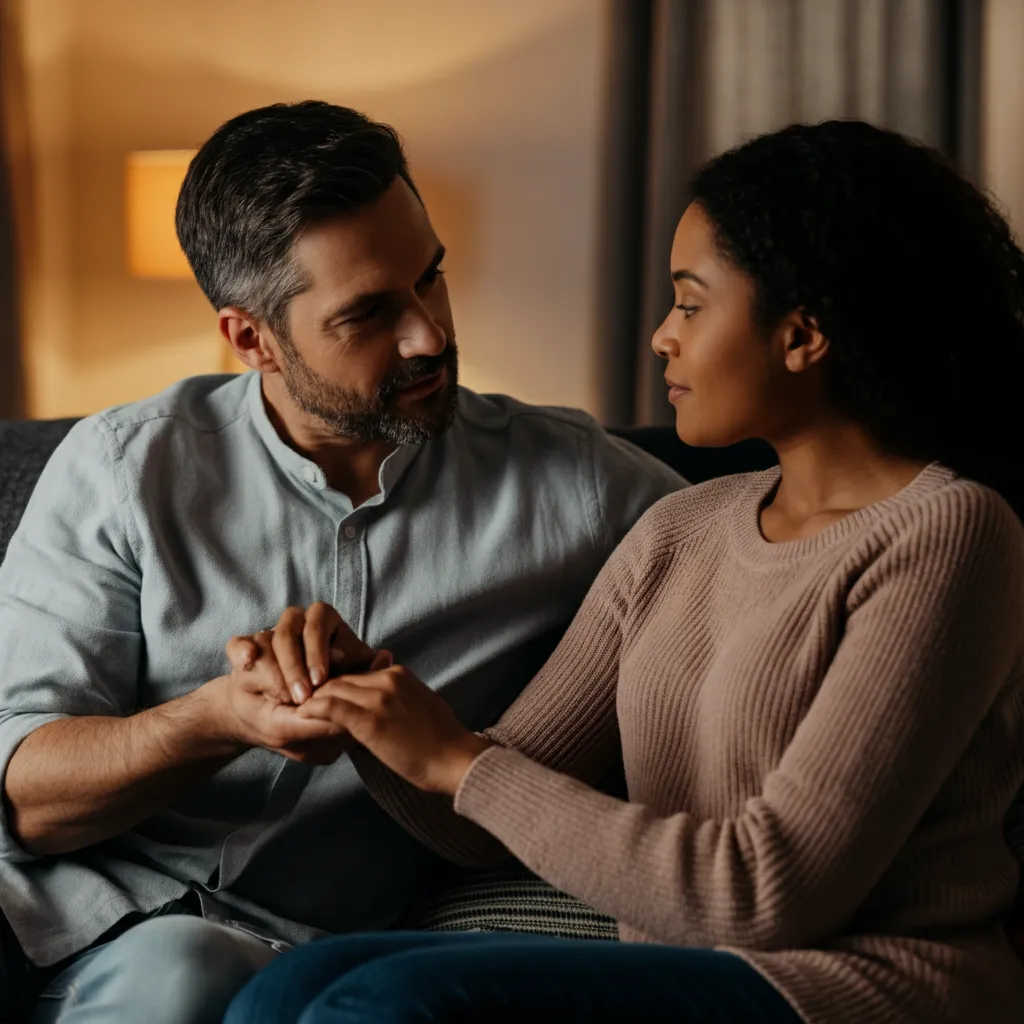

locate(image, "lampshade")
[[125, 150, 196, 279]]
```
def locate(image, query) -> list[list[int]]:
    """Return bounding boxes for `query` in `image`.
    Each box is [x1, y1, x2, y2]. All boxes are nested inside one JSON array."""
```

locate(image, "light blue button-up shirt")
[[0, 371, 684, 965]]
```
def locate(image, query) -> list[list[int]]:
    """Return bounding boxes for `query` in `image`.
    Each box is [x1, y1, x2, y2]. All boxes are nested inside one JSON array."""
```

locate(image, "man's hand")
[[296, 662, 493, 795], [211, 602, 379, 764], [226, 602, 377, 705]]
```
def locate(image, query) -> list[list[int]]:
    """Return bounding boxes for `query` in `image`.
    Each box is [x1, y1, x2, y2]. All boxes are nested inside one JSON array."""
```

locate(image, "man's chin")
[[366, 384, 458, 445]]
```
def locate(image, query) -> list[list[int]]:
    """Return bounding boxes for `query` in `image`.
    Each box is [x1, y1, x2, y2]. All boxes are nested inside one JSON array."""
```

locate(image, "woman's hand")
[[226, 602, 377, 705], [296, 657, 493, 796]]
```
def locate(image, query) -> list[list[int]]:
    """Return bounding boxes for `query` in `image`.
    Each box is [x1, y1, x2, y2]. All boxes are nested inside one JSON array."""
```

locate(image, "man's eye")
[[344, 303, 382, 326], [417, 267, 446, 291]]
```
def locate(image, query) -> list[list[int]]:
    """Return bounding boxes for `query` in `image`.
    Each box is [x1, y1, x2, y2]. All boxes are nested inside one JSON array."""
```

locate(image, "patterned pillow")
[[401, 861, 618, 942]]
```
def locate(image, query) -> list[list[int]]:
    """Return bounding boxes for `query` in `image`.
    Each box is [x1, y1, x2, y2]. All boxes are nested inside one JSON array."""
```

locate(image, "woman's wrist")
[[435, 732, 494, 797]]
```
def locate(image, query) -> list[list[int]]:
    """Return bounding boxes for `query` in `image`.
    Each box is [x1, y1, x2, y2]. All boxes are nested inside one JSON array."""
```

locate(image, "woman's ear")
[[778, 309, 830, 374]]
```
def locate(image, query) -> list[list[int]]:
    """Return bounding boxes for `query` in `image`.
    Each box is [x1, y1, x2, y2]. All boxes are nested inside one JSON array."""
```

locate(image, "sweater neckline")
[[730, 462, 958, 565]]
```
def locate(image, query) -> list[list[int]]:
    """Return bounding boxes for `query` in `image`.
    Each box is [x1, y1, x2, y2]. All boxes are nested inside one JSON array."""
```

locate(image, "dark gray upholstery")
[[0, 419, 76, 564]]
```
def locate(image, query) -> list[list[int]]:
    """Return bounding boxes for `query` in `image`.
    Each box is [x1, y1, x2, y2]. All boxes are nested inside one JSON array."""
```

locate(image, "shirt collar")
[[245, 371, 424, 512]]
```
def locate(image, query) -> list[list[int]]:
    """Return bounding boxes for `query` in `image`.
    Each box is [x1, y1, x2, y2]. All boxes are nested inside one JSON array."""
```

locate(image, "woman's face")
[[651, 202, 796, 448]]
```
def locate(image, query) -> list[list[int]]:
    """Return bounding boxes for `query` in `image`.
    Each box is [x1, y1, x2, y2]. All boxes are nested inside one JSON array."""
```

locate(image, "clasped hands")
[[216, 603, 491, 797]]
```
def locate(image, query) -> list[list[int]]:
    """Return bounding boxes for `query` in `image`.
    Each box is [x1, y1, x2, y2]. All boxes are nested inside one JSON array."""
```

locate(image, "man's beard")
[[278, 339, 460, 444]]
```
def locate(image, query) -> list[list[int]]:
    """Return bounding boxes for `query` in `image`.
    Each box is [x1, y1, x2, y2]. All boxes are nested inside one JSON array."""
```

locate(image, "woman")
[[225, 121, 1024, 1023]]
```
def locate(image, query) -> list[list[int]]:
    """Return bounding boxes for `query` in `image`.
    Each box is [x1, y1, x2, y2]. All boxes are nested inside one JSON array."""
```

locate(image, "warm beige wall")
[[18, 0, 604, 419], [983, 0, 1024, 238]]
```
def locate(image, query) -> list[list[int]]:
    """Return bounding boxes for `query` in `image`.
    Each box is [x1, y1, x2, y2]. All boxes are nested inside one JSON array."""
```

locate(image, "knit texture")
[[360, 464, 1024, 1023]]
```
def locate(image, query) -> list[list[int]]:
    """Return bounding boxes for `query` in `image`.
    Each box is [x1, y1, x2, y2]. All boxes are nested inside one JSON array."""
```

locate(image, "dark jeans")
[[225, 930, 802, 1023]]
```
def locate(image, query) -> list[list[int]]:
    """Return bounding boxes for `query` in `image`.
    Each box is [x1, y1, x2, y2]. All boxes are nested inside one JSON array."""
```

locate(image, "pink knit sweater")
[[360, 465, 1024, 1023]]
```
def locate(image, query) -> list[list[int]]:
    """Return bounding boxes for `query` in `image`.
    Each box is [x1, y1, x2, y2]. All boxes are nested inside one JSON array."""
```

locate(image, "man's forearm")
[[3, 677, 244, 856]]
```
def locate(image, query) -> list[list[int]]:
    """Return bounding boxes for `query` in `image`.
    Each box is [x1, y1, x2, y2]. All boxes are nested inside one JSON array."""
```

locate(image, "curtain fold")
[[596, 0, 981, 427]]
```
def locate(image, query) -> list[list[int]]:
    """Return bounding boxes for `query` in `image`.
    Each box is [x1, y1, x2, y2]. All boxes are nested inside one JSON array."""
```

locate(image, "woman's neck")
[[761, 418, 929, 542]]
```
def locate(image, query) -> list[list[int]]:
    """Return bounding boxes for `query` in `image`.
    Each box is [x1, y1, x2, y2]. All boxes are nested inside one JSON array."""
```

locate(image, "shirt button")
[[342, 524, 357, 540], [302, 466, 320, 486]]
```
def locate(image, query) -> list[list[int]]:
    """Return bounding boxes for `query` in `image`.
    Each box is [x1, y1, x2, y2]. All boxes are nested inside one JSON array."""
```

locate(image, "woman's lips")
[[667, 384, 691, 403]]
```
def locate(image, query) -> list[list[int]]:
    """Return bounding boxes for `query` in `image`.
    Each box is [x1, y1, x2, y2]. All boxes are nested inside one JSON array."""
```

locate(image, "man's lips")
[[398, 368, 445, 399]]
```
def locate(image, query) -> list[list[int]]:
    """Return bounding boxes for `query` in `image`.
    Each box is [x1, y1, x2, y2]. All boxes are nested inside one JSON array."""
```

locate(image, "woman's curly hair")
[[689, 120, 1024, 520]]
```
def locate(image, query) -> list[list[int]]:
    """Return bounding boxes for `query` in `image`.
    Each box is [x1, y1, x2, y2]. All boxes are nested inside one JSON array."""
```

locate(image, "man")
[[0, 101, 683, 1022]]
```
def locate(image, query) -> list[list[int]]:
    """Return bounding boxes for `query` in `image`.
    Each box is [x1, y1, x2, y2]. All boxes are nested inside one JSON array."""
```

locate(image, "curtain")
[[0, 0, 26, 418], [594, 0, 982, 427]]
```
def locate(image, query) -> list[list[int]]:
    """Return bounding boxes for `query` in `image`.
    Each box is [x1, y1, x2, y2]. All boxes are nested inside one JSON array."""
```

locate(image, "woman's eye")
[[676, 304, 700, 319]]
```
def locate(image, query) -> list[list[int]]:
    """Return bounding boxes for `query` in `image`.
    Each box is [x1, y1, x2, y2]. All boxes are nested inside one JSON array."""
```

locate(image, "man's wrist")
[[163, 677, 250, 762]]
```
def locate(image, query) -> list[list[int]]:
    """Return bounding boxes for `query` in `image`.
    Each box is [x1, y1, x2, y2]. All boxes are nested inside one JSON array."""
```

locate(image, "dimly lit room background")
[[0, 0, 1020, 425]]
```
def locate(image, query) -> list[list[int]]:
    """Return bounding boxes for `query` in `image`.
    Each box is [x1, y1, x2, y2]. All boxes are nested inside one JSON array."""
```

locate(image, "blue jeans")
[[27, 915, 276, 1024], [225, 931, 801, 1023]]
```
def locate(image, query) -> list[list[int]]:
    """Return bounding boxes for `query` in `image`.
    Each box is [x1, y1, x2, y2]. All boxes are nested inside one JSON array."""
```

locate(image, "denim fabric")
[[30, 913, 276, 1024], [225, 931, 802, 1024]]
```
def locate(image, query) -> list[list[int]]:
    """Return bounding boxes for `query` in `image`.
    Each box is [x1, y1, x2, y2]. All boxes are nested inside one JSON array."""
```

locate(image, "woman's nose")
[[651, 315, 678, 360]]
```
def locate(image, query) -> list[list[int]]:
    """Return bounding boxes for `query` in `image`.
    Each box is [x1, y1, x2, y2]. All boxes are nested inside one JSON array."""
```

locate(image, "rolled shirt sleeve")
[[0, 416, 143, 862]]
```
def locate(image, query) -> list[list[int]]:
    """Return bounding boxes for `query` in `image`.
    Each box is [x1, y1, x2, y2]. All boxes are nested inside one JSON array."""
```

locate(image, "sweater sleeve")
[[453, 485, 1024, 948], [350, 510, 649, 865]]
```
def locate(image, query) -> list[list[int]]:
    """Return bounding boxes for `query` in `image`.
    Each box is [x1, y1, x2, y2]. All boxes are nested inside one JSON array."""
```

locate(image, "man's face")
[[274, 177, 458, 445]]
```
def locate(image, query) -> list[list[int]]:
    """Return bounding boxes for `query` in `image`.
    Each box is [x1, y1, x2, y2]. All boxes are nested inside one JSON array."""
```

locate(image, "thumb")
[[227, 635, 260, 671]]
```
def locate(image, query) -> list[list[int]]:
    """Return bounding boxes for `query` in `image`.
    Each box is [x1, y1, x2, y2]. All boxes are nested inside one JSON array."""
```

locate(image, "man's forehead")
[[293, 200, 438, 296]]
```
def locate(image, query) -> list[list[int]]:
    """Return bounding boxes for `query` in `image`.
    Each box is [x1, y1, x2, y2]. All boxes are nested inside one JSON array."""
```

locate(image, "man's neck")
[[261, 378, 397, 506]]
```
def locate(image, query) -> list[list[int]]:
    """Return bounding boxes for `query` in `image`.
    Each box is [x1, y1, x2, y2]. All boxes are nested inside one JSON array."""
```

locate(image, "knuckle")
[[279, 606, 305, 627]]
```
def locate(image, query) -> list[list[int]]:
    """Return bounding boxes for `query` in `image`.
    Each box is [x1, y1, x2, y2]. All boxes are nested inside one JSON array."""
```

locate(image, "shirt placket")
[[212, 484, 368, 893]]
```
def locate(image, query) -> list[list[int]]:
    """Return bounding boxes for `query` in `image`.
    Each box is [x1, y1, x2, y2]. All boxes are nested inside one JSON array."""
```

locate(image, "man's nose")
[[398, 305, 447, 359]]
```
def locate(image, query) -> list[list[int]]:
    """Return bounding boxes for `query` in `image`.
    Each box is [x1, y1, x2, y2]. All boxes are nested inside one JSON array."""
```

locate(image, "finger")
[[239, 632, 291, 703], [326, 619, 376, 675], [273, 606, 313, 704], [303, 602, 341, 689], [298, 691, 378, 738], [226, 635, 260, 671], [263, 705, 348, 748], [369, 649, 393, 671], [300, 676, 392, 715]]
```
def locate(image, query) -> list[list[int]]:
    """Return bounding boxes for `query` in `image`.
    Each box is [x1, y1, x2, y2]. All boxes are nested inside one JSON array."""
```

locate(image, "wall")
[[17, 0, 605, 419], [982, 0, 1024, 238]]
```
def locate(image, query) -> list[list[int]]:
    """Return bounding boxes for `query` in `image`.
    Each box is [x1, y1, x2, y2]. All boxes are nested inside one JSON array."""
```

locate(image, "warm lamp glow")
[[125, 150, 196, 279]]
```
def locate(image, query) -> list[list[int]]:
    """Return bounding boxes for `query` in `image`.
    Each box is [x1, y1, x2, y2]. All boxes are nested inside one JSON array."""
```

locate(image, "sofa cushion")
[[400, 861, 618, 941], [0, 418, 77, 564]]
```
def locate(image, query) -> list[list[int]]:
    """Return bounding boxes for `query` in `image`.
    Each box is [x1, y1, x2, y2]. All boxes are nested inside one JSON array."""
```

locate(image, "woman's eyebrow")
[[671, 269, 709, 287]]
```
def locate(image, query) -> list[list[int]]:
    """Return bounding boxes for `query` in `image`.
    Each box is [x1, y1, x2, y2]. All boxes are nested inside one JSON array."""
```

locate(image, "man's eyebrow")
[[671, 269, 708, 287], [321, 244, 447, 328]]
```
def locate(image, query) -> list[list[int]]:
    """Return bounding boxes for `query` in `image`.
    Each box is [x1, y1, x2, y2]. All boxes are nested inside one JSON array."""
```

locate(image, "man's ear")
[[777, 309, 829, 374], [218, 307, 282, 374]]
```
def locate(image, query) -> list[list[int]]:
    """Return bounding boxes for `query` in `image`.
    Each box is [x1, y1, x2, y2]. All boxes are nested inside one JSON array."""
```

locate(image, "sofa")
[[0, 416, 1020, 954]]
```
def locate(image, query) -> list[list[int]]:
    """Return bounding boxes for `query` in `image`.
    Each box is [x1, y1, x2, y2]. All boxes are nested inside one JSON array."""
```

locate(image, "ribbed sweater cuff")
[[454, 745, 590, 868]]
